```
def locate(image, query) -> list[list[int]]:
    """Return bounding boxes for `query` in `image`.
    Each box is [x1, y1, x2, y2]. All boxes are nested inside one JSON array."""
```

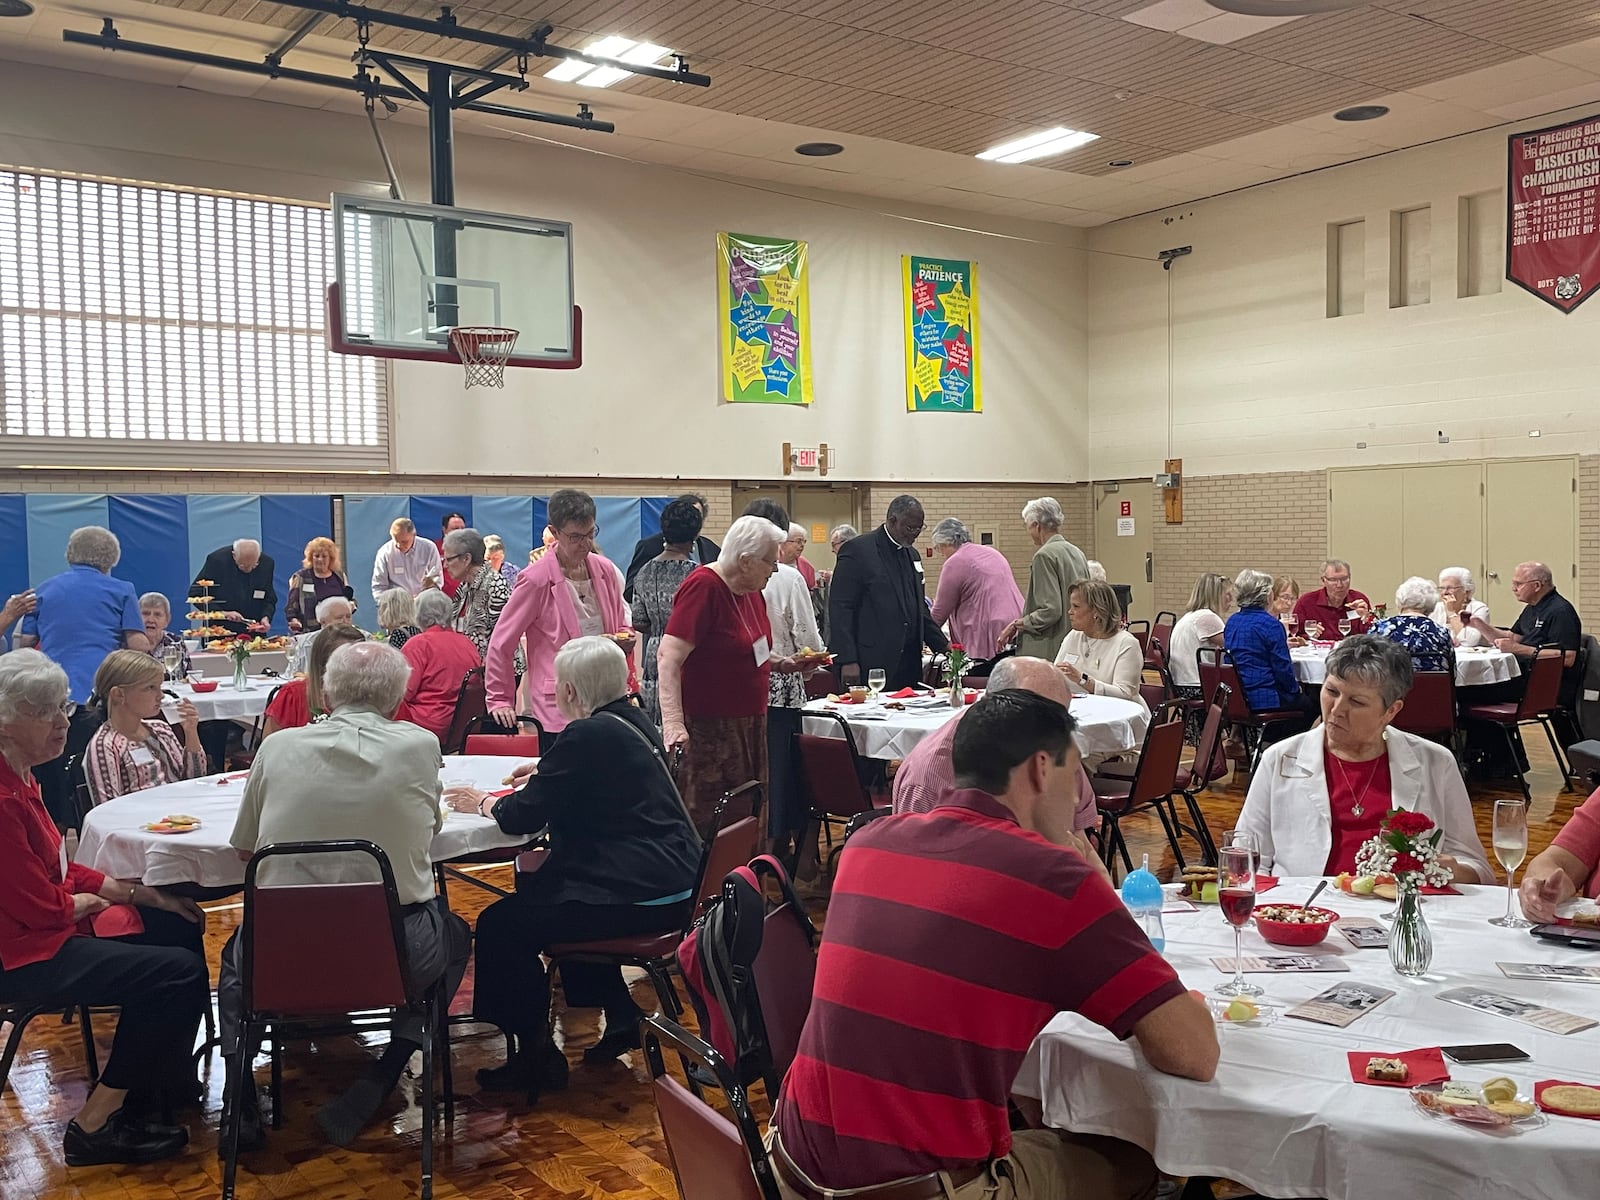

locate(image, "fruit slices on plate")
[[1335, 872, 1397, 901], [142, 813, 202, 834]]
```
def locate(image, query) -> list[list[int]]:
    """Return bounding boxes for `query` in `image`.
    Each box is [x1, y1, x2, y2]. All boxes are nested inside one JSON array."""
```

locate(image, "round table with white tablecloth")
[[187, 649, 290, 679], [160, 675, 282, 725], [1292, 644, 1521, 688], [76, 756, 530, 889], [1013, 880, 1600, 1200], [801, 692, 1149, 762]]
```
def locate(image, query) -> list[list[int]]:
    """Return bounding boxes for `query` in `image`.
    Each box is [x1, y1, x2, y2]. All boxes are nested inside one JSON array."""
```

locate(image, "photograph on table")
[[1437, 986, 1597, 1035], [1287, 982, 1395, 1028]]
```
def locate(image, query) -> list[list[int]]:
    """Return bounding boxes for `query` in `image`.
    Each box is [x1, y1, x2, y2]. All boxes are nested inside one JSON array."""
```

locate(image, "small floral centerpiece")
[[943, 642, 971, 708], [226, 635, 252, 691], [1356, 809, 1449, 976]]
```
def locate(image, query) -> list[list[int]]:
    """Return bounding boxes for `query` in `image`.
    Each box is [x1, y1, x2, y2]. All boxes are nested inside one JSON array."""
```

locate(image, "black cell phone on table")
[[1530, 922, 1600, 949], [1441, 1043, 1531, 1065]]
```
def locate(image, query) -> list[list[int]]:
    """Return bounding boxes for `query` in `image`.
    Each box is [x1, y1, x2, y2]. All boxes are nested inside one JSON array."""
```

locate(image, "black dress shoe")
[[476, 1045, 569, 1102], [581, 1024, 642, 1064], [64, 1109, 189, 1166]]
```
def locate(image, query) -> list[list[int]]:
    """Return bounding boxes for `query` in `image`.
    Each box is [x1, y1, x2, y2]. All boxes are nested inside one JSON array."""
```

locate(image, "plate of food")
[[792, 646, 834, 666], [142, 814, 202, 835], [1179, 865, 1219, 903], [1205, 996, 1281, 1028], [1411, 1079, 1543, 1130], [1553, 897, 1600, 927], [1335, 872, 1397, 901]]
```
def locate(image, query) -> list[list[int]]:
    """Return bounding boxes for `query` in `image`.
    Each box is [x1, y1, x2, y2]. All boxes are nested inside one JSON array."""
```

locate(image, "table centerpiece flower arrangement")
[[226, 636, 252, 691], [1355, 809, 1452, 976], [943, 642, 971, 708]]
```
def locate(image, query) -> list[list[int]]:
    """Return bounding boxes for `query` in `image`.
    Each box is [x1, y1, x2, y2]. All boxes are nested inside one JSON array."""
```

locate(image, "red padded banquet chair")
[[643, 1014, 781, 1200], [221, 840, 449, 1200], [1090, 712, 1189, 879], [794, 712, 887, 877], [1197, 646, 1311, 776], [1151, 611, 1178, 660], [1389, 668, 1458, 750], [1126, 619, 1151, 654], [439, 667, 487, 755], [1460, 648, 1569, 804], [1171, 683, 1232, 866]]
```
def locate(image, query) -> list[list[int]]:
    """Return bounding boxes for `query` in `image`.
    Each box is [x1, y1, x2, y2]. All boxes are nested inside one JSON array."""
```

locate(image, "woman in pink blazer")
[[485, 490, 636, 739]]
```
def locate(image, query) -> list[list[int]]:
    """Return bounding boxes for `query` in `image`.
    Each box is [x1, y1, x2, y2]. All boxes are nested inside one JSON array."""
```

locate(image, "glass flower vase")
[[232, 659, 249, 690], [1389, 883, 1433, 977]]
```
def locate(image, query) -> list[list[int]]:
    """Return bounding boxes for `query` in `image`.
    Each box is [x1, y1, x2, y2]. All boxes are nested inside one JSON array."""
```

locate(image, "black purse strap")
[[600, 711, 699, 835]]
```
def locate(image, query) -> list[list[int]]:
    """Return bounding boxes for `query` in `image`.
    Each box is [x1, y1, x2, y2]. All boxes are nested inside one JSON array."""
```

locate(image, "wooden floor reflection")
[[2, 744, 1586, 1200]]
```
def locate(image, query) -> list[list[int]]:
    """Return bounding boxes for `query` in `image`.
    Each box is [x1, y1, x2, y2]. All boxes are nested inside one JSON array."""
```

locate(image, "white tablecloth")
[[161, 675, 282, 724], [1014, 880, 1600, 1200], [188, 650, 290, 679], [76, 756, 529, 889], [802, 693, 1148, 761], [1292, 645, 1520, 688]]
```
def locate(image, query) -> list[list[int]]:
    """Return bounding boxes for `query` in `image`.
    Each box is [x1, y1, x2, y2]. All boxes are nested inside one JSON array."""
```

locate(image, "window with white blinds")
[[0, 168, 389, 468]]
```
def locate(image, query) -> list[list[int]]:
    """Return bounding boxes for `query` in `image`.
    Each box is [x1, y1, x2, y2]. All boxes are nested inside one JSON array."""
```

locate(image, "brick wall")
[[1581, 456, 1599, 631]]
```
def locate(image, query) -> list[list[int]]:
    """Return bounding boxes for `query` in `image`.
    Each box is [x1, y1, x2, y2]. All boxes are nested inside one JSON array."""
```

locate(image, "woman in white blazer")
[[1238, 636, 1491, 883]]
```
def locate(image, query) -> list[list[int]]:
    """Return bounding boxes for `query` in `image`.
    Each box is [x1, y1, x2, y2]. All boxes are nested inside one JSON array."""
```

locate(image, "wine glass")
[[867, 668, 887, 703], [162, 644, 183, 681], [1488, 799, 1532, 929], [1216, 844, 1263, 997], [1337, 618, 1352, 638], [1304, 620, 1323, 642]]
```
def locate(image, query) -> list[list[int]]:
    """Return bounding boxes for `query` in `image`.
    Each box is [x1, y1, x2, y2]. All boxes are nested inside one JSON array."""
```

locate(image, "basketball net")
[[448, 326, 520, 388]]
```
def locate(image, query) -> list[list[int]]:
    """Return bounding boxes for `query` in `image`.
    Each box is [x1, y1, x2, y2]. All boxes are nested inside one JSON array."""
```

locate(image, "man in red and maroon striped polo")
[[772, 689, 1218, 1200]]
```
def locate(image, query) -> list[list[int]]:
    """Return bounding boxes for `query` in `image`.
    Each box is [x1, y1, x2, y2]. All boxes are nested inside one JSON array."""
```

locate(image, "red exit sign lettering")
[[794, 447, 819, 469]]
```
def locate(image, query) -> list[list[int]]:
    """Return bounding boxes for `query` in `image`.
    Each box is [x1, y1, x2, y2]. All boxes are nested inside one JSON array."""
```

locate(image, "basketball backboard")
[[329, 194, 581, 369]]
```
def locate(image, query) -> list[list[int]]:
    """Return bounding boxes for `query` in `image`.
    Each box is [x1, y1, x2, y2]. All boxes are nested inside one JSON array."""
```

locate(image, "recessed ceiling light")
[[1206, 0, 1371, 14], [1108, 159, 1134, 168], [794, 142, 844, 157], [0, 0, 36, 16], [977, 126, 1100, 165], [544, 36, 671, 88], [1333, 104, 1390, 121]]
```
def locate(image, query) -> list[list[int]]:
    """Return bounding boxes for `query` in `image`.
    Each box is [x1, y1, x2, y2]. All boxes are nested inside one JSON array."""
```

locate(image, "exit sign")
[[782, 441, 831, 476], [795, 446, 819, 469]]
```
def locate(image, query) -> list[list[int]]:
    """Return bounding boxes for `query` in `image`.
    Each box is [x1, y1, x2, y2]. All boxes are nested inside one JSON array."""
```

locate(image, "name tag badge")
[[753, 634, 771, 667], [302, 583, 316, 593], [252, 589, 266, 599], [129, 745, 158, 768]]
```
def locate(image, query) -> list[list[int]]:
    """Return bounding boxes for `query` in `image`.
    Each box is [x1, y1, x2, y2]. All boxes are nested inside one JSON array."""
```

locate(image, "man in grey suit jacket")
[[1000, 497, 1089, 662]]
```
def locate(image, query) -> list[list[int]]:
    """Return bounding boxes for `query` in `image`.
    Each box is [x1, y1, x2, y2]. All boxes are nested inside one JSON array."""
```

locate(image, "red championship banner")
[[1507, 113, 1600, 314]]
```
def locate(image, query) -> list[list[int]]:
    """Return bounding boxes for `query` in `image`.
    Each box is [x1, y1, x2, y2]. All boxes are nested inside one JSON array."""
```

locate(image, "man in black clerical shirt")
[[829, 495, 948, 691], [191, 539, 277, 634]]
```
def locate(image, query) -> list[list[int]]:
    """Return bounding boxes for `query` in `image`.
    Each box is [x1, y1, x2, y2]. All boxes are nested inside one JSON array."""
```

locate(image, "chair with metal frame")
[[1196, 646, 1311, 775], [1, 1002, 98, 1096], [794, 712, 886, 878], [1460, 647, 1572, 804], [642, 1013, 781, 1200], [1125, 619, 1151, 654], [1150, 611, 1178, 661], [220, 839, 450, 1200], [1389, 666, 1457, 749], [439, 666, 488, 756], [461, 712, 547, 760], [1172, 683, 1232, 866], [1089, 711, 1190, 879]]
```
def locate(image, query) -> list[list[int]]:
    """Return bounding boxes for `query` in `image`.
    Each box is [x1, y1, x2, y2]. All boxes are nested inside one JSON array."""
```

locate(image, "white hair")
[[315, 595, 355, 624], [787, 523, 807, 542], [554, 636, 630, 717], [931, 518, 970, 548], [1022, 497, 1063, 530], [1395, 576, 1439, 613], [376, 587, 415, 630], [718, 515, 783, 567], [1438, 566, 1476, 596], [1233, 568, 1274, 609], [0, 650, 70, 725], [441, 527, 485, 564], [829, 524, 858, 544], [322, 641, 410, 715], [390, 517, 415, 536], [233, 538, 261, 557], [138, 592, 171, 615], [413, 588, 455, 630], [65, 525, 120, 572], [1086, 560, 1107, 581]]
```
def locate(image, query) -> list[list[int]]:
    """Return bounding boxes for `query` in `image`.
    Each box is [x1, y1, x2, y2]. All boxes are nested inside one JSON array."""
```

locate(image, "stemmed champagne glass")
[[1216, 841, 1264, 997], [1488, 799, 1532, 929], [867, 668, 887, 704], [162, 643, 183, 681]]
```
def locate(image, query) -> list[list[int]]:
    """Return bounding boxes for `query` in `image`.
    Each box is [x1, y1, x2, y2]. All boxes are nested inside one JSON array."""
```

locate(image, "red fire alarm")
[[1119, 500, 1132, 518]]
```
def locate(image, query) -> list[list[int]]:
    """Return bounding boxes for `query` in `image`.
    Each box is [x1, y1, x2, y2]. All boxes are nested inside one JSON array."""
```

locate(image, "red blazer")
[[0, 757, 109, 969]]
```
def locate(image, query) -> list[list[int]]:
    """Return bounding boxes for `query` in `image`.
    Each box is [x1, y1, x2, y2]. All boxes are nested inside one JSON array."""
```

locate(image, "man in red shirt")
[[773, 689, 1218, 1200], [435, 512, 467, 599], [1292, 558, 1371, 639]]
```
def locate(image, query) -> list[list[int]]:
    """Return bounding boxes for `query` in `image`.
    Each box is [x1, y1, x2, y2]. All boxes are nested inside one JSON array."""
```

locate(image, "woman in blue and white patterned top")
[[1374, 577, 1454, 675], [138, 592, 191, 678]]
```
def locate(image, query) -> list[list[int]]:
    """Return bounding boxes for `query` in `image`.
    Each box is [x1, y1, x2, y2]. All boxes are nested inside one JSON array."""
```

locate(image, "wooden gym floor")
[[1, 744, 1585, 1200]]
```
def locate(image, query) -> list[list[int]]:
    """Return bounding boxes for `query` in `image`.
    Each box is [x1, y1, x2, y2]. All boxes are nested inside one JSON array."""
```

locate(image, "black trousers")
[[766, 706, 804, 838], [472, 895, 690, 1044], [0, 907, 209, 1092]]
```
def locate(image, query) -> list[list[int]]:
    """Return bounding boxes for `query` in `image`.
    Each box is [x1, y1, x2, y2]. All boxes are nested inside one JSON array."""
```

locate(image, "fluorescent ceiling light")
[[976, 126, 1099, 164], [545, 35, 672, 88]]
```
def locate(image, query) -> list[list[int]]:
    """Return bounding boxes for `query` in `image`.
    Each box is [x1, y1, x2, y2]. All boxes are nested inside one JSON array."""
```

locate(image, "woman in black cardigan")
[[446, 635, 701, 1103]]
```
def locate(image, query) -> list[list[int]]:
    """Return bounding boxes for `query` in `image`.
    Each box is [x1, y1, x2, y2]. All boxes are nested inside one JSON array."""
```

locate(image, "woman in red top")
[[402, 588, 483, 746], [657, 516, 803, 835], [261, 623, 367, 739], [0, 651, 209, 1166]]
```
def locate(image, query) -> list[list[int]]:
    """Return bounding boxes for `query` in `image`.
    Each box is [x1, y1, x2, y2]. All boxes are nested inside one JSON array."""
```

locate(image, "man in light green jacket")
[[998, 497, 1089, 662]]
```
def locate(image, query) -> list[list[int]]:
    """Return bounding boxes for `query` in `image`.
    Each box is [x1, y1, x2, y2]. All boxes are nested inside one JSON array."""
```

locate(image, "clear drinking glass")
[[162, 645, 183, 680], [1216, 844, 1263, 997], [1337, 618, 1352, 637], [1305, 620, 1323, 641], [1488, 799, 1531, 929], [1286, 613, 1299, 638], [867, 668, 887, 703]]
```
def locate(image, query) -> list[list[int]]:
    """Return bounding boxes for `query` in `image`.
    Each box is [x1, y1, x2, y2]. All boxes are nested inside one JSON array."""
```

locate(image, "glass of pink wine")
[[1216, 844, 1263, 997]]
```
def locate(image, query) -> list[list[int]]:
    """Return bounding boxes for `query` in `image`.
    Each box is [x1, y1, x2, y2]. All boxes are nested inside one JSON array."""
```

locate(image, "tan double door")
[[731, 484, 860, 574], [1327, 457, 1577, 616]]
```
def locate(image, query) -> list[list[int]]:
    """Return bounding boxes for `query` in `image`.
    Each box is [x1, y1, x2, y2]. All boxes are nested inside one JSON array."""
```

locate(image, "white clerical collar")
[[883, 524, 907, 551]]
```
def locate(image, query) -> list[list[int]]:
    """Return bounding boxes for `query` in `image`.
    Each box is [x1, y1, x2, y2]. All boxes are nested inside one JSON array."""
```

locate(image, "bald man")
[[192, 538, 275, 634], [1464, 560, 1584, 745], [892, 656, 1102, 848]]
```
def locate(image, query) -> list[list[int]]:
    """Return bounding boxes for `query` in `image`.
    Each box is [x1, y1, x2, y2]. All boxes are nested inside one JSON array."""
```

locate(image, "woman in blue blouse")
[[1223, 568, 1316, 716], [1374, 577, 1455, 674]]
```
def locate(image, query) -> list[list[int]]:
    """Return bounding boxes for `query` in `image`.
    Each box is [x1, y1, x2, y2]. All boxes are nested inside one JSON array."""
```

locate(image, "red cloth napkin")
[[889, 687, 919, 699], [1535, 1080, 1600, 1119], [90, 905, 146, 939], [1347, 1047, 1448, 1088], [1420, 884, 1461, 895], [1256, 875, 1280, 892]]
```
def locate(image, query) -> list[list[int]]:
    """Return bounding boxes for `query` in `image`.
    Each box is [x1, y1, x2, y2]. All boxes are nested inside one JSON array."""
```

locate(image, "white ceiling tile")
[[1540, 36, 1600, 74], [1122, 0, 1219, 34], [1179, 13, 1303, 46], [1414, 57, 1598, 104], [1486, 82, 1600, 122]]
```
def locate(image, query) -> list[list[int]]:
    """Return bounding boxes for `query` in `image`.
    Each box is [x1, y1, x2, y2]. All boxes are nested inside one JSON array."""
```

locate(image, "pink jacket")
[[485, 549, 628, 733]]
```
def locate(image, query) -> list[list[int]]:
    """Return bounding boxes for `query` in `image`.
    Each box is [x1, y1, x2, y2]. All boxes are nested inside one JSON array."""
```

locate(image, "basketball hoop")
[[448, 326, 520, 388]]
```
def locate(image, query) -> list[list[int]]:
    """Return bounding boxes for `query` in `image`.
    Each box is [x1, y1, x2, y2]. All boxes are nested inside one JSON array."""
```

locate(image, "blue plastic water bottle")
[[1121, 853, 1166, 952]]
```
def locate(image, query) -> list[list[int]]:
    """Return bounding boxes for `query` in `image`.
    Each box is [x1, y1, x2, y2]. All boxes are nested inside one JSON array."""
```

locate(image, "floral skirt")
[[681, 711, 767, 842]]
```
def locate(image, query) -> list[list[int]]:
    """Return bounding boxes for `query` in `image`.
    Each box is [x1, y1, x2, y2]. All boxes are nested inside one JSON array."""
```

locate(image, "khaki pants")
[[767, 1129, 1158, 1200]]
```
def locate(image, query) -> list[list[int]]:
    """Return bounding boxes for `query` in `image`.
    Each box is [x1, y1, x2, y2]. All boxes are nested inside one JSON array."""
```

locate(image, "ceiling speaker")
[[1206, 0, 1373, 15]]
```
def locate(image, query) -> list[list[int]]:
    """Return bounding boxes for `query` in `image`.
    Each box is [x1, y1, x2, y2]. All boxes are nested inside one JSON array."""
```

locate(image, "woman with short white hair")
[[376, 587, 420, 651], [658, 515, 802, 835], [399, 589, 482, 747], [449, 636, 702, 1099], [929, 517, 1024, 660], [1433, 566, 1491, 646], [999, 497, 1091, 661], [138, 592, 190, 678], [1375, 578, 1454, 674]]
